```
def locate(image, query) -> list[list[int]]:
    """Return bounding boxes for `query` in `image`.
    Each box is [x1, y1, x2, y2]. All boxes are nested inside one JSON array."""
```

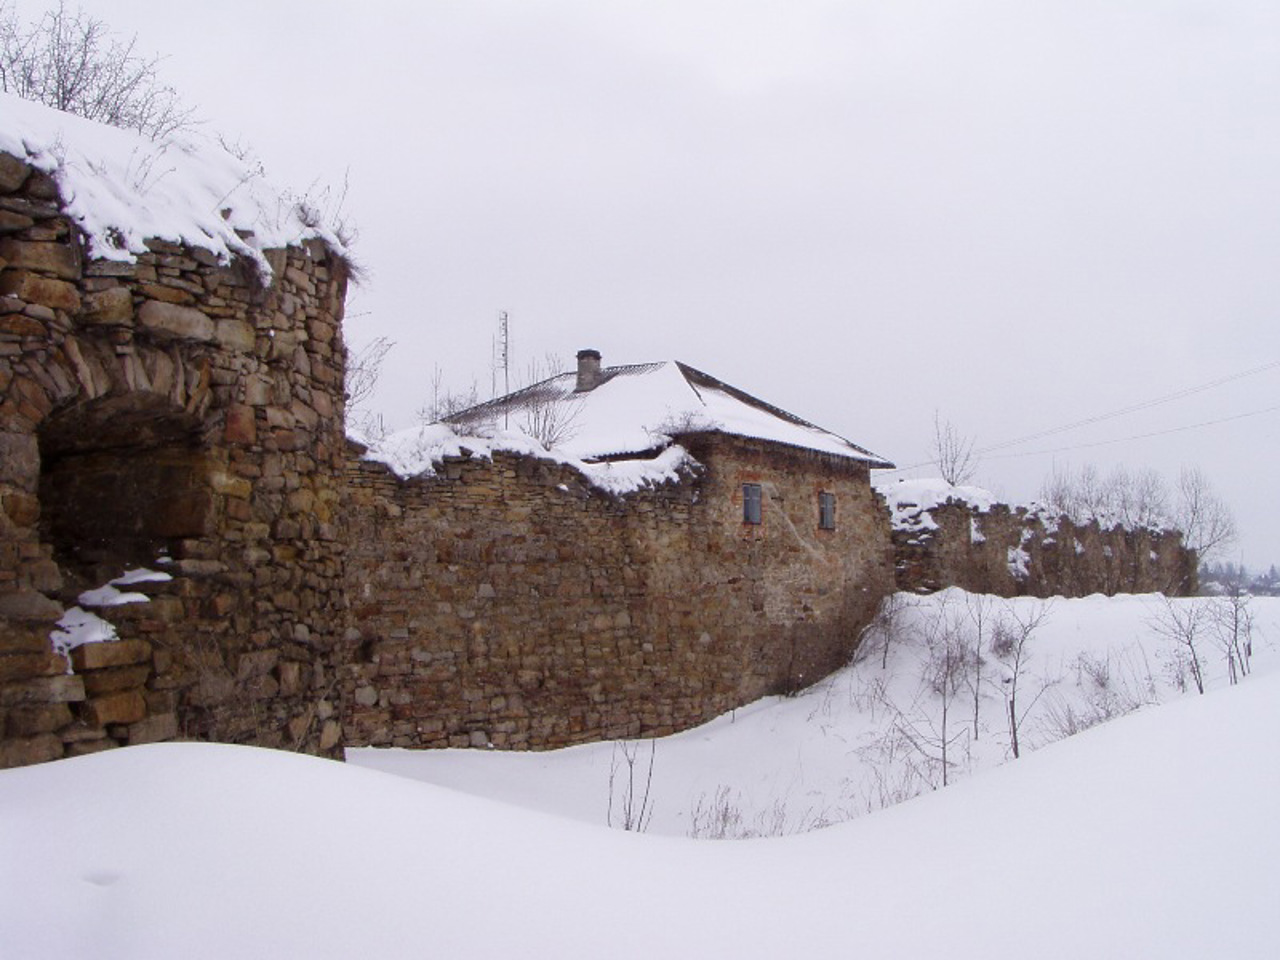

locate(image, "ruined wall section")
[[892, 499, 1196, 598], [0, 150, 352, 767], [341, 435, 893, 750]]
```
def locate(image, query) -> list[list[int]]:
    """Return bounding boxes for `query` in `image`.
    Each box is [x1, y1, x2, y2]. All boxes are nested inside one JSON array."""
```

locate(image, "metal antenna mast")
[[498, 310, 510, 429]]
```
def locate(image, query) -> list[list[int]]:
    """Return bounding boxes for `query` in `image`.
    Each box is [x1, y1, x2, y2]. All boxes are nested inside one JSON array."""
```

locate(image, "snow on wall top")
[[357, 421, 697, 496], [876, 476, 1170, 537], [444, 359, 893, 468], [876, 478, 999, 534], [0, 92, 347, 273]]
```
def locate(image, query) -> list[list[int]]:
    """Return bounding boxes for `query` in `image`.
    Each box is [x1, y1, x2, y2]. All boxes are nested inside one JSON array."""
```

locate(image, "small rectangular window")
[[819, 491, 836, 530], [743, 483, 762, 524]]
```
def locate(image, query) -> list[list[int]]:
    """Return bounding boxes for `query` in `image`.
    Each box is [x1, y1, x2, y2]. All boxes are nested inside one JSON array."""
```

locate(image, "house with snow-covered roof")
[[447, 349, 894, 471], [437, 348, 893, 546], [335, 349, 899, 750]]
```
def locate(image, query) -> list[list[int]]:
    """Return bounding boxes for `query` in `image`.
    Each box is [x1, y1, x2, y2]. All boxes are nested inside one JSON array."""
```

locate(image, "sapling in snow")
[[990, 601, 1053, 759], [1150, 597, 1209, 695]]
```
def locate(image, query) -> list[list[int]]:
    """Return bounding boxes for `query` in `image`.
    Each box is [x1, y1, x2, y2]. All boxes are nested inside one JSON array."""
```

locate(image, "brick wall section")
[[892, 499, 1197, 597], [0, 150, 353, 768], [341, 433, 894, 749]]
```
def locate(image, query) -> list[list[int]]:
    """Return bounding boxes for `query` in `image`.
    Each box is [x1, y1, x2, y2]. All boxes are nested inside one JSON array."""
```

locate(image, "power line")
[[978, 402, 1280, 462], [883, 357, 1280, 475], [976, 358, 1280, 456]]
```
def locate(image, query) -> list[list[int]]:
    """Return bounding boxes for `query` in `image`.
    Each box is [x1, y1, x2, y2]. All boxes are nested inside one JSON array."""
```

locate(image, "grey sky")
[[12, 0, 1279, 566]]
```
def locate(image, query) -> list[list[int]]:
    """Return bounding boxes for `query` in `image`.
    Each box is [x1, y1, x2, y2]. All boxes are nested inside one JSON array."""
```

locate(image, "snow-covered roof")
[[0, 92, 347, 274], [445, 358, 893, 468]]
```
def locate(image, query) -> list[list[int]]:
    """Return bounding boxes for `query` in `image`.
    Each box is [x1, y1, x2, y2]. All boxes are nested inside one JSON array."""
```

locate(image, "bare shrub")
[[991, 601, 1053, 759], [606, 739, 655, 832], [419, 366, 483, 427], [1209, 588, 1253, 685], [1039, 649, 1155, 740], [862, 592, 913, 671], [688, 786, 744, 839], [517, 388, 582, 449], [1150, 597, 1208, 695], [877, 596, 973, 788], [687, 788, 837, 839], [0, 1, 194, 138], [344, 336, 392, 440]]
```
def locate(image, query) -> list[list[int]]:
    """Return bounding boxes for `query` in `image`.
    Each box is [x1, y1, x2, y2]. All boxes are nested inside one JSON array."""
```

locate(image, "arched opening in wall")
[[38, 393, 213, 589]]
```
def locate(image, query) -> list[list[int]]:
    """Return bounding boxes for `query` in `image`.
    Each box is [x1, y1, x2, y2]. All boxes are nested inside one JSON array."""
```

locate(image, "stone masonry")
[[0, 149, 353, 768], [891, 497, 1196, 597], [340, 433, 893, 749], [0, 129, 1197, 773]]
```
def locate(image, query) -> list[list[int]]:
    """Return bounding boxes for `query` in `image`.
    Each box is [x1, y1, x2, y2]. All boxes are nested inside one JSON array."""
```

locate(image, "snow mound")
[[3, 668, 1278, 959], [0, 92, 347, 273]]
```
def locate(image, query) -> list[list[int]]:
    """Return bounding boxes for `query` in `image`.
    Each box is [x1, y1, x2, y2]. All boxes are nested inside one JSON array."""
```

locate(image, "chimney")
[[575, 348, 603, 392]]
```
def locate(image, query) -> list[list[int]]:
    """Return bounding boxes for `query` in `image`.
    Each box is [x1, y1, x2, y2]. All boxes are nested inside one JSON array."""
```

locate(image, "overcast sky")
[[13, 0, 1279, 566]]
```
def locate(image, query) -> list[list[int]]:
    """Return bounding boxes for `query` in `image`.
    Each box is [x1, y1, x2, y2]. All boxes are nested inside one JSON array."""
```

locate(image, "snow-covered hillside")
[[2, 591, 1276, 959]]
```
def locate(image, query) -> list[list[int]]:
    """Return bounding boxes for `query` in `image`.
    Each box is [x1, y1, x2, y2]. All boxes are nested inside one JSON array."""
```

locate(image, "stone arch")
[[37, 391, 213, 585]]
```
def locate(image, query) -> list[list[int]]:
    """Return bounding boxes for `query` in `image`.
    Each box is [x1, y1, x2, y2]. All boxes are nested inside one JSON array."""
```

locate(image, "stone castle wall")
[[0, 150, 353, 768], [340, 434, 894, 750], [892, 499, 1196, 598], [0, 135, 1197, 773]]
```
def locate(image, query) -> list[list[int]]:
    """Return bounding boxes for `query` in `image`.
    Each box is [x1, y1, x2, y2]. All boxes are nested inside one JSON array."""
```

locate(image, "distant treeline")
[[1199, 561, 1280, 597]]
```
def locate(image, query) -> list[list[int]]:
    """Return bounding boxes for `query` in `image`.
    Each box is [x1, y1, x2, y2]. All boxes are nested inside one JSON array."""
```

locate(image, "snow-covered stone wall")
[[881, 480, 1196, 597], [0, 137, 353, 768], [340, 433, 893, 750]]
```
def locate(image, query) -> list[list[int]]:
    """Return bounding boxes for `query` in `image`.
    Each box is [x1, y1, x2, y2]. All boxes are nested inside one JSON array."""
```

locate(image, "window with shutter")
[[819, 491, 836, 530]]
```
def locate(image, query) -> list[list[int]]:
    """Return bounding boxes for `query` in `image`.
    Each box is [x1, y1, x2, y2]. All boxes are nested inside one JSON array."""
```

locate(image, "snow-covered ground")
[[2, 591, 1277, 958], [350, 590, 1279, 837]]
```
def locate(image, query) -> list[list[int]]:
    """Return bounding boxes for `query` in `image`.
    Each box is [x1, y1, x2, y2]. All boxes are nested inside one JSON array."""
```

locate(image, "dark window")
[[743, 483, 762, 524], [819, 491, 836, 530]]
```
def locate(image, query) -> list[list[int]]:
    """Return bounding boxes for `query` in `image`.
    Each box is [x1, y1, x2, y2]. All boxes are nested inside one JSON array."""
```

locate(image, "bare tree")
[[1070, 465, 1172, 528], [419, 365, 482, 425], [344, 335, 392, 441], [887, 597, 971, 788], [1173, 466, 1236, 564], [1209, 588, 1253, 685], [963, 592, 993, 740], [990, 601, 1053, 759], [1150, 597, 1208, 695], [0, 1, 194, 138], [931, 411, 978, 486]]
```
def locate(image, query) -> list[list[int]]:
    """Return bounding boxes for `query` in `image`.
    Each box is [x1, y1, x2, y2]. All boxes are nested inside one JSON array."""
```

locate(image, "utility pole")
[[497, 310, 510, 429]]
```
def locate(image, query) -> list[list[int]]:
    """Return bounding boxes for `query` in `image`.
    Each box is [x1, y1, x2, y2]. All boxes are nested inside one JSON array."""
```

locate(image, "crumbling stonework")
[[340, 434, 893, 749], [891, 498, 1196, 598], [0, 150, 352, 768]]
